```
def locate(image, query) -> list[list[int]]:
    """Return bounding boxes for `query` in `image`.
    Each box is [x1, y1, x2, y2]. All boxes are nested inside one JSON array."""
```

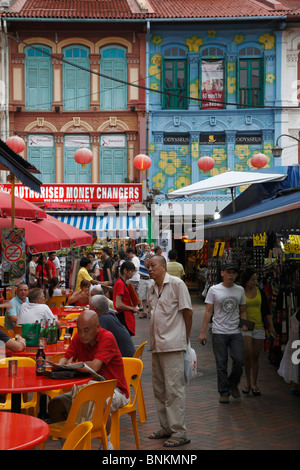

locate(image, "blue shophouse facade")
[[146, 21, 283, 217]]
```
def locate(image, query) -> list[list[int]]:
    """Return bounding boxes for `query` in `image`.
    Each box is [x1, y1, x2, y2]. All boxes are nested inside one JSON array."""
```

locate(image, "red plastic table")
[[0, 366, 91, 413], [0, 412, 49, 450]]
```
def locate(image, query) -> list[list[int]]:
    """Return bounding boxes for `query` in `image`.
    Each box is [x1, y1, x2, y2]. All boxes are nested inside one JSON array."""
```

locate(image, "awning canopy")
[[167, 170, 287, 199], [201, 189, 300, 238], [53, 213, 148, 238]]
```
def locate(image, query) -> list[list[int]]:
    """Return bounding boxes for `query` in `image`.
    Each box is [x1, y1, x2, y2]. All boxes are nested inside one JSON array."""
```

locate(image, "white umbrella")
[[166, 170, 287, 199]]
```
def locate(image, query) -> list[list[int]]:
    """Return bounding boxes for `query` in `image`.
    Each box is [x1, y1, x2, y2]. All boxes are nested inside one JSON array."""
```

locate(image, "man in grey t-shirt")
[[199, 263, 247, 403]]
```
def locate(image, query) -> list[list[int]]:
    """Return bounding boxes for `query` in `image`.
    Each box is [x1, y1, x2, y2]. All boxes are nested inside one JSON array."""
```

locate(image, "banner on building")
[[201, 60, 224, 109], [0, 184, 143, 204]]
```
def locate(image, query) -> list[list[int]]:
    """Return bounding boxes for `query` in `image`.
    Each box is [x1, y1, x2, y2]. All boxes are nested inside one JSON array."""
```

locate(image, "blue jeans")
[[212, 333, 244, 396]]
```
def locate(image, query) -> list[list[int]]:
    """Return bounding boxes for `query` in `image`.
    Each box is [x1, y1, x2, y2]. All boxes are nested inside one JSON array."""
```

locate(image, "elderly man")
[[147, 255, 193, 448], [17, 288, 61, 328], [48, 310, 129, 449], [5, 283, 29, 331], [90, 295, 136, 357]]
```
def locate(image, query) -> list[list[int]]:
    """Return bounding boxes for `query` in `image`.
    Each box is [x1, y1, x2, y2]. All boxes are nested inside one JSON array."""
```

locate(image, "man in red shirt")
[[48, 310, 129, 447], [46, 252, 57, 282]]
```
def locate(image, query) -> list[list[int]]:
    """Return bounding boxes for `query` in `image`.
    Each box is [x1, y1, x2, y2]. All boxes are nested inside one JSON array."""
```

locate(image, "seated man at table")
[[17, 288, 61, 328], [90, 285, 114, 310], [0, 329, 26, 352], [48, 310, 129, 449], [90, 295, 136, 357], [5, 283, 29, 331], [75, 257, 103, 292]]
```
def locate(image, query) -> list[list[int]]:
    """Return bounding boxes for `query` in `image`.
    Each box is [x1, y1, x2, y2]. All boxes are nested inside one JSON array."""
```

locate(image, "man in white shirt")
[[5, 283, 29, 331], [18, 287, 61, 327], [199, 262, 247, 403]]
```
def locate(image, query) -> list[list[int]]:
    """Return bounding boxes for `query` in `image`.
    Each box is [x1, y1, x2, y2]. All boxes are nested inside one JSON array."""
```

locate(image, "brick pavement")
[[44, 296, 300, 451]]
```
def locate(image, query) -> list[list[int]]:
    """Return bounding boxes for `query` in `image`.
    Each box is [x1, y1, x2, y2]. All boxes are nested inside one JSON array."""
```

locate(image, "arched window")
[[238, 45, 264, 107], [162, 46, 188, 109], [100, 46, 127, 110], [62, 45, 90, 110], [200, 46, 225, 109], [25, 45, 52, 110]]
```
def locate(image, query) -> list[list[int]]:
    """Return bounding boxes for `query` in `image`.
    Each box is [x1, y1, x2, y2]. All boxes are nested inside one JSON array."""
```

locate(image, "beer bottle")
[[47, 321, 52, 345], [36, 337, 46, 376]]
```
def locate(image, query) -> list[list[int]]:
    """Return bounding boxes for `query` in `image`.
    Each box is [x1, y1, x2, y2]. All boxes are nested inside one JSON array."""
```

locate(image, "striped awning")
[[54, 213, 148, 238]]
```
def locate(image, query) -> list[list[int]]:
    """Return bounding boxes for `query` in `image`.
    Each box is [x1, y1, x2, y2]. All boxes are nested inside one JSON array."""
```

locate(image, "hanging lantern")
[[197, 156, 215, 172], [74, 148, 93, 168], [6, 135, 25, 154], [133, 154, 152, 170], [250, 152, 268, 169]]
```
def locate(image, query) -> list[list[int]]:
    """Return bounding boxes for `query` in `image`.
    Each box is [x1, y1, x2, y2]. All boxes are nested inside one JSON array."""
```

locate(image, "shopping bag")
[[21, 322, 40, 346], [184, 341, 197, 384]]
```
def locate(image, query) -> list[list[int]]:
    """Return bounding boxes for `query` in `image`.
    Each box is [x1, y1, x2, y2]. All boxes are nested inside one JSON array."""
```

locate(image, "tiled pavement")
[[44, 296, 300, 451]]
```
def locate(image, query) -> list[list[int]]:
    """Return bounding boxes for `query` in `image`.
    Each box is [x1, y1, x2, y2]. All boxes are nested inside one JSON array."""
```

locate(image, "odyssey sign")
[[1, 184, 142, 204]]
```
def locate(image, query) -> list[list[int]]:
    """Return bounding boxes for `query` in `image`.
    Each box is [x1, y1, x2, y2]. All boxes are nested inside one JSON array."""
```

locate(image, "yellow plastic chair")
[[0, 357, 39, 416], [46, 295, 67, 308], [110, 358, 143, 450], [0, 316, 5, 327], [0, 324, 14, 338], [64, 313, 81, 320], [38, 353, 69, 401], [62, 421, 93, 450], [13, 325, 22, 336], [40, 379, 117, 450], [133, 341, 147, 423]]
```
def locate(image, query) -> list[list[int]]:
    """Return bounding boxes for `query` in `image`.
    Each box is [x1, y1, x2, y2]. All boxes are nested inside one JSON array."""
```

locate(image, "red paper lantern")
[[197, 156, 215, 172], [6, 136, 25, 154], [250, 152, 268, 168], [74, 148, 93, 168], [133, 154, 152, 170]]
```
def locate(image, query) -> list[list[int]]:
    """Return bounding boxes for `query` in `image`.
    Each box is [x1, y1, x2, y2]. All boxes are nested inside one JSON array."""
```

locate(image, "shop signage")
[[284, 243, 300, 254], [100, 135, 126, 147], [0, 184, 142, 204], [289, 234, 300, 245], [253, 232, 266, 246], [236, 135, 262, 145], [212, 241, 225, 257], [163, 134, 190, 145], [28, 135, 54, 147], [201, 60, 224, 109], [200, 134, 226, 145], [1, 228, 26, 286]]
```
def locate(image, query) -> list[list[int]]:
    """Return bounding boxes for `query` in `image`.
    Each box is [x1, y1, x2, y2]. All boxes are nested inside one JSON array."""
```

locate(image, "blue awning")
[[201, 189, 300, 238], [53, 213, 148, 238]]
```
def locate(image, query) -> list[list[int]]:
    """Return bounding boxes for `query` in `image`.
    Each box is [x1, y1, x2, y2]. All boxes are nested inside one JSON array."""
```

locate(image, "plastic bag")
[[21, 322, 40, 346], [184, 341, 197, 384]]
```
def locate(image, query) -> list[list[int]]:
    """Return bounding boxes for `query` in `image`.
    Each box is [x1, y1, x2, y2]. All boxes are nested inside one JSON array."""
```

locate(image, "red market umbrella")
[[43, 214, 93, 247], [0, 217, 61, 253], [0, 191, 46, 220]]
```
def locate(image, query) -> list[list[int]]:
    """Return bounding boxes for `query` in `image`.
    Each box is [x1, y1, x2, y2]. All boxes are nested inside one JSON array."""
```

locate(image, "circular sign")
[[4, 244, 23, 262]]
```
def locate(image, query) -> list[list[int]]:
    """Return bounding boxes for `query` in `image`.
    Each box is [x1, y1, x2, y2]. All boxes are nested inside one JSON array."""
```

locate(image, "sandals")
[[242, 385, 251, 394], [148, 430, 171, 440], [163, 437, 191, 448], [139, 313, 147, 319], [252, 387, 261, 396]]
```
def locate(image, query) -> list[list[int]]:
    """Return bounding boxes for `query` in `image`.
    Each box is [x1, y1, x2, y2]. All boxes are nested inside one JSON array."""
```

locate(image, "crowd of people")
[[0, 243, 277, 449]]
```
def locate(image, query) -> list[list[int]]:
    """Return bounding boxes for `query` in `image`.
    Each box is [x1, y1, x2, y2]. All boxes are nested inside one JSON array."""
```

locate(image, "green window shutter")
[[162, 59, 188, 109], [28, 147, 55, 183], [25, 47, 52, 110], [238, 58, 263, 107], [100, 47, 127, 110], [100, 146, 126, 183], [63, 47, 90, 111]]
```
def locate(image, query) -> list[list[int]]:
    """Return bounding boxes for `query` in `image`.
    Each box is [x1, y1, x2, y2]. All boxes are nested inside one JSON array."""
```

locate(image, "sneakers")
[[230, 386, 241, 399], [219, 395, 229, 404]]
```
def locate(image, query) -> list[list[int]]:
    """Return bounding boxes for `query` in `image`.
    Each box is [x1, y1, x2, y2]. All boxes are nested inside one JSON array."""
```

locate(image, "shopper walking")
[[147, 255, 193, 447], [199, 262, 247, 403]]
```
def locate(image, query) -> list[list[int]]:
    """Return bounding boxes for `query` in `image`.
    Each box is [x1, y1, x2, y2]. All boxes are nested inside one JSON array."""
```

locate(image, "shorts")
[[242, 328, 265, 340], [139, 278, 154, 301]]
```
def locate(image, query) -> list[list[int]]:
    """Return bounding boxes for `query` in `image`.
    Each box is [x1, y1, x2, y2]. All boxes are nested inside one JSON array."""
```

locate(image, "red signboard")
[[0, 184, 142, 204]]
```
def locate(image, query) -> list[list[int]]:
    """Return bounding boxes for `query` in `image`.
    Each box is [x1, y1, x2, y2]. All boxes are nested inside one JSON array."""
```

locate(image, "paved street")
[[45, 296, 300, 451]]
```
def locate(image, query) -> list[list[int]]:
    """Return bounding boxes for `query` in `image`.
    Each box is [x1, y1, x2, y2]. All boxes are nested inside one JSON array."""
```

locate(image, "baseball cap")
[[222, 262, 239, 272]]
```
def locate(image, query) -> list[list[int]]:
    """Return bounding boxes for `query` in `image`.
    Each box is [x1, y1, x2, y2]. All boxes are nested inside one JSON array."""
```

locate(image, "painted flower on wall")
[[227, 62, 235, 73], [149, 143, 157, 154], [207, 30, 217, 38], [182, 164, 191, 175], [266, 73, 275, 84], [190, 79, 200, 102], [234, 144, 251, 160], [150, 82, 159, 91], [158, 151, 182, 175], [179, 146, 189, 155], [233, 34, 245, 44], [186, 36, 203, 52], [212, 147, 227, 164], [149, 64, 161, 81], [175, 175, 191, 189], [227, 77, 236, 94], [191, 142, 199, 160], [151, 35, 163, 46], [152, 172, 165, 189], [258, 33, 275, 50]]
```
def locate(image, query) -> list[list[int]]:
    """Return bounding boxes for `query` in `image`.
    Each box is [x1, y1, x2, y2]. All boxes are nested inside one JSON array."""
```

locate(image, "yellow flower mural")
[[266, 73, 275, 84], [151, 35, 162, 46], [233, 34, 245, 44], [175, 175, 191, 189], [212, 148, 227, 165], [149, 143, 156, 154], [158, 151, 182, 176], [150, 82, 159, 91], [234, 145, 251, 160], [227, 77, 236, 94], [152, 172, 165, 190], [258, 33, 275, 50], [186, 36, 203, 52], [149, 65, 161, 81], [151, 53, 162, 66], [182, 164, 191, 175], [190, 79, 200, 101], [207, 30, 217, 38], [191, 142, 199, 160]]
